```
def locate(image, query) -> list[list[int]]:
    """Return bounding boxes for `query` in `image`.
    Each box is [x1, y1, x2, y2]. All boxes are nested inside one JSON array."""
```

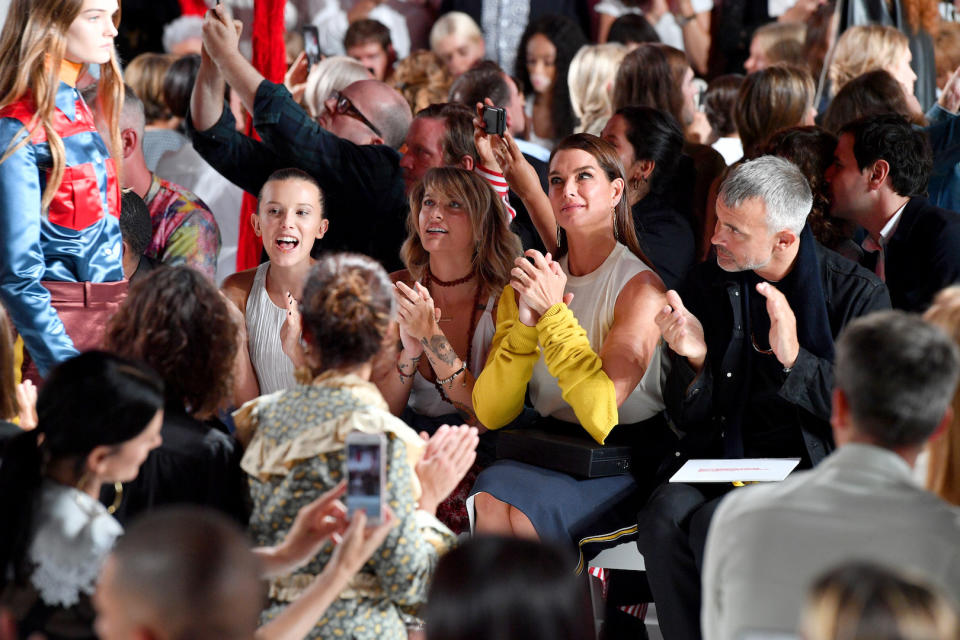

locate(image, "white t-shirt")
[[594, 0, 713, 52]]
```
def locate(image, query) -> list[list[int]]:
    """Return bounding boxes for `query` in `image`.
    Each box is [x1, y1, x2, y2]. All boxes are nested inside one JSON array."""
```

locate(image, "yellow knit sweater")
[[472, 285, 619, 444]]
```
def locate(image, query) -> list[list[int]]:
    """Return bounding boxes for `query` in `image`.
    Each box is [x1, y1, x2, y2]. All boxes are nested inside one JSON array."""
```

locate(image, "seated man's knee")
[[636, 482, 709, 546]]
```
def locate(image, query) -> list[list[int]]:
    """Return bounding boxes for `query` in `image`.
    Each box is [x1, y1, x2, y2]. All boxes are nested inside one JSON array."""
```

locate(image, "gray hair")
[[162, 15, 203, 53], [835, 311, 960, 448], [718, 155, 812, 235], [303, 56, 372, 119]]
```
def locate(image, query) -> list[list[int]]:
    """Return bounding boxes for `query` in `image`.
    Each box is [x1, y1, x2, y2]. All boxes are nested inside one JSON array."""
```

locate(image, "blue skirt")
[[469, 413, 673, 572]]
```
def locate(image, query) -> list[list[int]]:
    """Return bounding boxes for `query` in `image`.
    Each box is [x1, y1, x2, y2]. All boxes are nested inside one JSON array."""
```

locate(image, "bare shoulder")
[[615, 270, 668, 318], [221, 267, 258, 314]]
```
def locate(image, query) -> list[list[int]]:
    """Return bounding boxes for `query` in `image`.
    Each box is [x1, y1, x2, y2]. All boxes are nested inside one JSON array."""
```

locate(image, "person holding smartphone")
[[234, 252, 479, 640]]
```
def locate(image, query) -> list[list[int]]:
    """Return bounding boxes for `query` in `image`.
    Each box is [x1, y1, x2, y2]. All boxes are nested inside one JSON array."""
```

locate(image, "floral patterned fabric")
[[235, 372, 455, 640]]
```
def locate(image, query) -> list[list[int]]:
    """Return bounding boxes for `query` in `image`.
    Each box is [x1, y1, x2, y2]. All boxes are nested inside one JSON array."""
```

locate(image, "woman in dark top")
[[601, 106, 695, 289], [104, 266, 248, 526]]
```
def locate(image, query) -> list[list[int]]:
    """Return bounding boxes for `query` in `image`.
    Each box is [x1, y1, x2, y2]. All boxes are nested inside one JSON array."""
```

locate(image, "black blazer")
[[879, 197, 960, 312]]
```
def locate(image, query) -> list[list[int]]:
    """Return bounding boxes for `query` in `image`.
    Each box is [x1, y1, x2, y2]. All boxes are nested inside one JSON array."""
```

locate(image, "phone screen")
[[346, 440, 383, 523], [303, 26, 320, 66]]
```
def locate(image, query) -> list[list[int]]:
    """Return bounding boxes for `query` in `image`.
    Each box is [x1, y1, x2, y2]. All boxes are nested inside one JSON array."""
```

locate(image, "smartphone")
[[302, 25, 321, 66], [482, 106, 506, 135], [344, 431, 386, 525]]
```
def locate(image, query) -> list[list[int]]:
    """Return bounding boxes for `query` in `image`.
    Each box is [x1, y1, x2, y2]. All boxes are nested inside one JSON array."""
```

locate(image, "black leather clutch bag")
[[495, 428, 633, 478]]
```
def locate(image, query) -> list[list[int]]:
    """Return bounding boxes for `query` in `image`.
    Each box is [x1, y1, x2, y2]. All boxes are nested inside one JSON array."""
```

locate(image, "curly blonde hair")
[[828, 25, 910, 96], [568, 43, 628, 136], [393, 50, 453, 115]]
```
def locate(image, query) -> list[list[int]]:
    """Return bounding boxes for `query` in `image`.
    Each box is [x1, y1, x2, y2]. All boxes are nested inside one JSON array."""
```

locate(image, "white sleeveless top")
[[246, 262, 296, 395], [529, 243, 667, 424], [408, 294, 497, 417]]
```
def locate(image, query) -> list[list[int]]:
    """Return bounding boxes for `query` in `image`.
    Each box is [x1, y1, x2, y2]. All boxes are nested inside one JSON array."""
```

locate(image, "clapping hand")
[[654, 289, 708, 371], [280, 290, 308, 369], [395, 282, 441, 347], [755, 282, 799, 369], [511, 250, 572, 325], [415, 424, 479, 514]]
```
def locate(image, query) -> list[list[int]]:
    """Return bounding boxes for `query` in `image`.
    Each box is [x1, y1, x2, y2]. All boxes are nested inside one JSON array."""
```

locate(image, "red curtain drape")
[[236, 0, 287, 271]]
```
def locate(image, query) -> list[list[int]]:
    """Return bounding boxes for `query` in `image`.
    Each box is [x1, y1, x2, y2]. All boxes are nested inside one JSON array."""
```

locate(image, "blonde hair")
[[829, 25, 910, 96], [429, 12, 483, 51], [923, 285, 960, 507], [392, 51, 453, 114], [0, 0, 124, 211], [123, 52, 177, 123], [302, 56, 372, 118], [753, 21, 806, 55], [802, 563, 960, 640], [568, 43, 628, 136]]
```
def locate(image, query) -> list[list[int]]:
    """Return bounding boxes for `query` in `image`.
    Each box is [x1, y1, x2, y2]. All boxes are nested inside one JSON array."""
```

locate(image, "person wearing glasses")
[[190, 4, 414, 271], [634, 156, 891, 640]]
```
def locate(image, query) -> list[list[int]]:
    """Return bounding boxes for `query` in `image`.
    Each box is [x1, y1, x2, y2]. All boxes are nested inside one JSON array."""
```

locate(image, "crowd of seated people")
[[4, 0, 960, 638]]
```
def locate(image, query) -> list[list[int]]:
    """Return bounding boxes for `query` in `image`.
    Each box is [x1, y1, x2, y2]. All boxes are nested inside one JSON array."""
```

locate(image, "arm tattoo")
[[450, 399, 478, 425], [420, 334, 458, 366]]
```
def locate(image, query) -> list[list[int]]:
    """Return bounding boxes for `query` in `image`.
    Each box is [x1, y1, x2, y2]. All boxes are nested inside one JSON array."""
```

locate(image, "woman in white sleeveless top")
[[374, 167, 520, 532], [470, 133, 672, 564], [222, 169, 328, 405]]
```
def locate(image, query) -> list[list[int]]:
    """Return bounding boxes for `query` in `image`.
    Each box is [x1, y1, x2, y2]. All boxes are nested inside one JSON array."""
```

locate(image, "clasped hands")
[[654, 282, 799, 372], [394, 281, 442, 357], [511, 250, 573, 327]]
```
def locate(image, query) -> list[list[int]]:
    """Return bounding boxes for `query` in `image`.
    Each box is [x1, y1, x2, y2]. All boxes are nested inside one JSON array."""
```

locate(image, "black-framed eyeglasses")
[[329, 90, 382, 138]]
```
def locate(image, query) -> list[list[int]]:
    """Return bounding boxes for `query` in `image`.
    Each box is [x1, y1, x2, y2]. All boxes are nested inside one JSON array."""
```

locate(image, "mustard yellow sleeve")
[[472, 286, 541, 430], [536, 303, 618, 444]]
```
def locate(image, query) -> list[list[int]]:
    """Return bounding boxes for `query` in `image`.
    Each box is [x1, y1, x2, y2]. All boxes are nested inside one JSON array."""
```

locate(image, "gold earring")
[[107, 482, 123, 514]]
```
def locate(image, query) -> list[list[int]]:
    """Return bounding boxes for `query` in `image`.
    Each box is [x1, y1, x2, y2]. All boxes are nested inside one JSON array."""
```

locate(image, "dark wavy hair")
[[839, 113, 933, 198], [611, 44, 683, 123], [704, 74, 744, 138], [754, 126, 854, 250], [551, 134, 654, 273], [162, 53, 201, 121], [106, 266, 238, 418], [425, 536, 593, 640], [615, 106, 684, 195], [301, 253, 395, 372], [515, 14, 587, 140], [403, 167, 521, 296], [821, 69, 925, 134], [0, 352, 163, 591]]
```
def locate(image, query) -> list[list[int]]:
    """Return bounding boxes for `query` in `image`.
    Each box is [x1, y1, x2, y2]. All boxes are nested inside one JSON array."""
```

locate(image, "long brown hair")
[[735, 64, 815, 157], [611, 44, 683, 124], [550, 133, 654, 272], [0, 0, 124, 211], [403, 167, 521, 297], [0, 305, 17, 421]]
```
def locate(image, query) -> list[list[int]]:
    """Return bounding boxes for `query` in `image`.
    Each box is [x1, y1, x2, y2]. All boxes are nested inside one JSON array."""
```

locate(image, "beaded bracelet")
[[436, 360, 467, 389]]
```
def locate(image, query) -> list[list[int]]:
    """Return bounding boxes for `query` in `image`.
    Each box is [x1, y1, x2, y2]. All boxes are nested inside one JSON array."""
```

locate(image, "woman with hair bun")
[[0, 351, 165, 638], [235, 252, 479, 640]]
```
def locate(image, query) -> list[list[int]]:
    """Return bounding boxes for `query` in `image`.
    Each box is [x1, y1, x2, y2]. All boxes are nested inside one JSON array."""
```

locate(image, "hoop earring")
[[107, 482, 123, 515], [612, 208, 621, 243]]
